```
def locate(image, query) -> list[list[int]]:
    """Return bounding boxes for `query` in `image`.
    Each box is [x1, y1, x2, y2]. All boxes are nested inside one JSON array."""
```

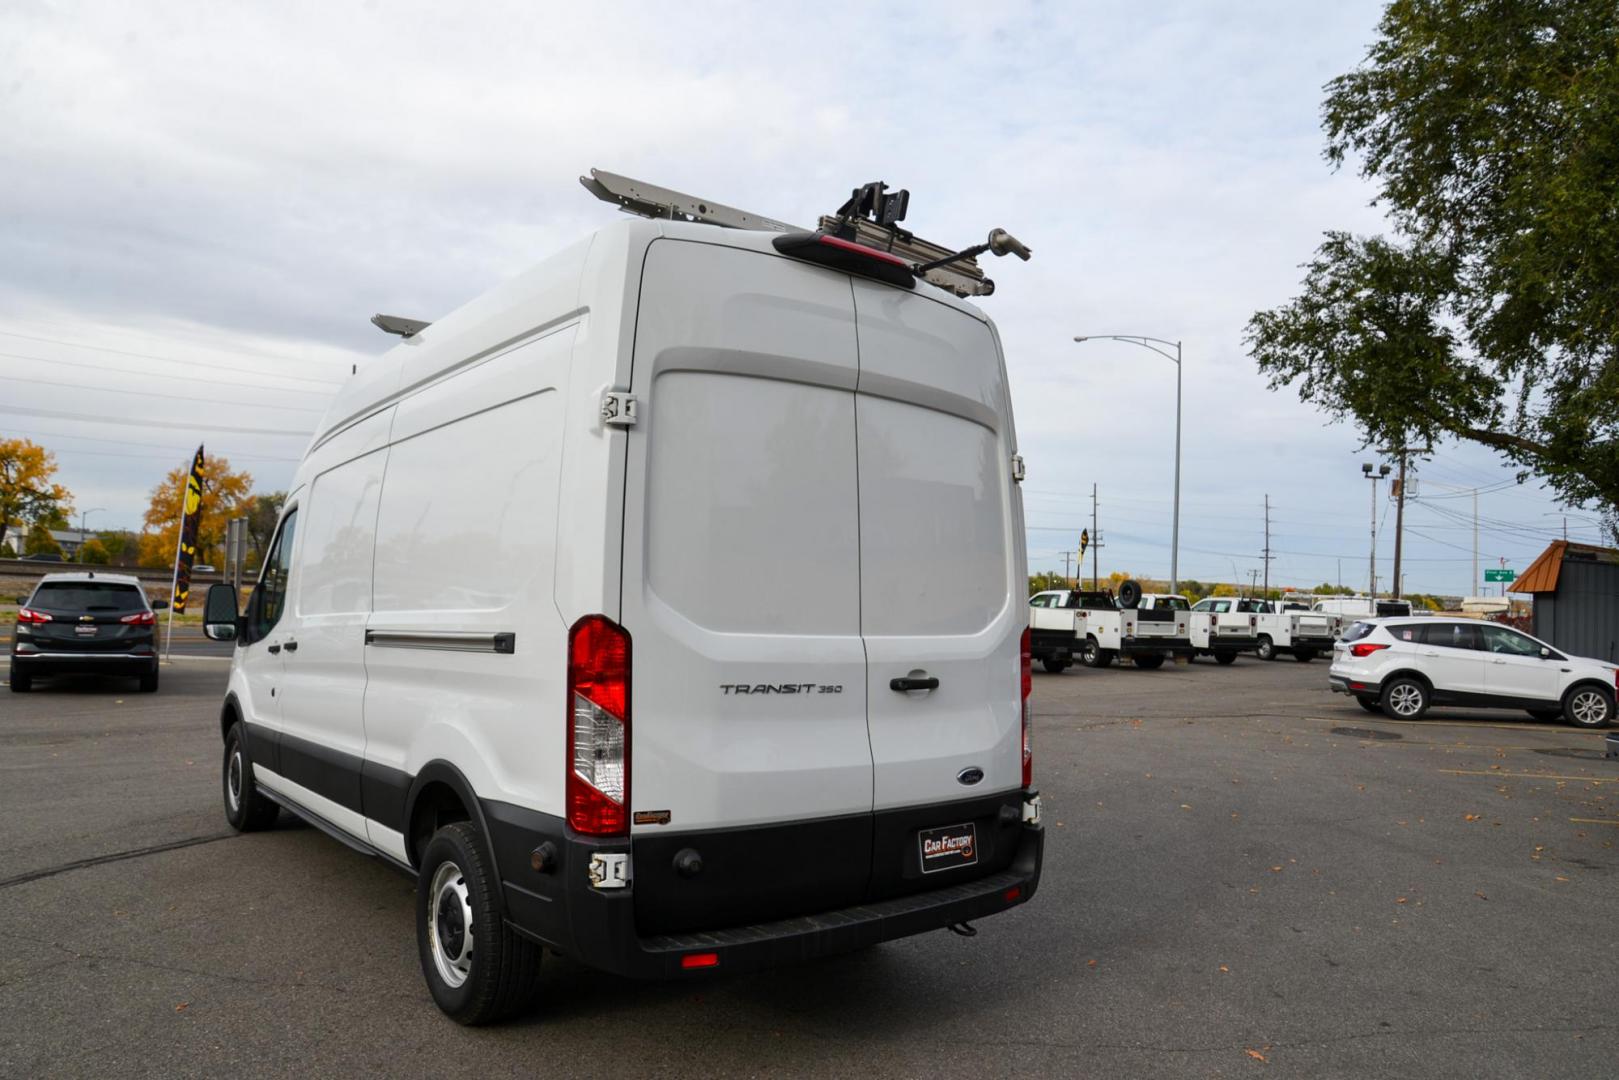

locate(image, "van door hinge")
[[1010, 454, 1026, 483], [588, 852, 630, 889], [600, 391, 638, 427]]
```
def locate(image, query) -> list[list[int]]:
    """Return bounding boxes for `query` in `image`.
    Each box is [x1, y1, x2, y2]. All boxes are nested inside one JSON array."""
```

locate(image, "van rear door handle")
[[283, 639, 298, 652], [266, 643, 281, 654], [890, 675, 939, 692]]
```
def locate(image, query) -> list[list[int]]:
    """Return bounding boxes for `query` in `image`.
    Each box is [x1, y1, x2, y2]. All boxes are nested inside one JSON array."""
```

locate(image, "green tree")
[[78, 537, 111, 565], [245, 491, 287, 568], [1246, 0, 1619, 536], [23, 523, 63, 557], [0, 437, 73, 555]]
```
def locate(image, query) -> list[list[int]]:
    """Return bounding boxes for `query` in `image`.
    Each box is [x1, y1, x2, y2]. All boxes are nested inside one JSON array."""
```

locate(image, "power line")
[[0, 372, 325, 413], [0, 349, 336, 396], [0, 329, 348, 386], [0, 425, 301, 460], [0, 403, 312, 436]]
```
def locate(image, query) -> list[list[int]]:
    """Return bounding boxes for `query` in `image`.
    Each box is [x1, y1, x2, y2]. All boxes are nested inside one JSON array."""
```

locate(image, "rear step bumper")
[[487, 799, 1044, 980], [1119, 636, 1192, 656]]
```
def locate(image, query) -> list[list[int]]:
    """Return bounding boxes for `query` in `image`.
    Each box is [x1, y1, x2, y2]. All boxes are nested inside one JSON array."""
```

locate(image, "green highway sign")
[[1484, 569, 1516, 582]]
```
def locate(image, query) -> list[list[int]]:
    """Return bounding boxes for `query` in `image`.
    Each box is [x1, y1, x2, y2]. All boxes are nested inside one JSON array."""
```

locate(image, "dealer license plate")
[[918, 822, 978, 874], [75, 625, 98, 636]]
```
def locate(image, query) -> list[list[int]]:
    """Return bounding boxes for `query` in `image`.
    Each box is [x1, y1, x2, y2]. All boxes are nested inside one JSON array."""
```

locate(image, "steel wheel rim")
[[226, 750, 243, 814], [1388, 684, 1422, 717], [428, 860, 474, 989], [1571, 691, 1608, 726]]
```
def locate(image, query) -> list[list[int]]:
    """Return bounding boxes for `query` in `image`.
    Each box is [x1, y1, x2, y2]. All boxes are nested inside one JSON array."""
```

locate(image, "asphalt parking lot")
[[3, 654, 1617, 1078]]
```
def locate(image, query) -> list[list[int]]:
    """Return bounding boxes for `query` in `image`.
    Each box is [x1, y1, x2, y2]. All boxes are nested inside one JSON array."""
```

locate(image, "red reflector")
[[1349, 682, 1366, 691], [1349, 642, 1389, 658], [1003, 886, 1023, 903], [681, 952, 719, 970]]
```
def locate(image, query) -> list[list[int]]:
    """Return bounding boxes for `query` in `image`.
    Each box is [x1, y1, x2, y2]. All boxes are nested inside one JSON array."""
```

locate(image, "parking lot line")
[[1569, 817, 1619, 826], [1440, 769, 1619, 783]]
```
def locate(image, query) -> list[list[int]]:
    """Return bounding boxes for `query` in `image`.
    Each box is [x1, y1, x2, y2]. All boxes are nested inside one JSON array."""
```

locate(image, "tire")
[[417, 821, 543, 1025], [1079, 638, 1112, 668], [1381, 677, 1429, 720], [138, 666, 159, 693], [223, 721, 281, 832], [1132, 654, 1165, 670], [1563, 685, 1616, 730], [1356, 695, 1382, 714], [7, 667, 31, 692], [1256, 636, 1275, 661], [1214, 652, 1238, 666], [1041, 657, 1067, 674], [1293, 649, 1315, 663]]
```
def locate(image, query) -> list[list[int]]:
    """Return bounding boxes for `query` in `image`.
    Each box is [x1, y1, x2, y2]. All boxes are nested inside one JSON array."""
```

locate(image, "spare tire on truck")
[[1117, 579, 1142, 609]]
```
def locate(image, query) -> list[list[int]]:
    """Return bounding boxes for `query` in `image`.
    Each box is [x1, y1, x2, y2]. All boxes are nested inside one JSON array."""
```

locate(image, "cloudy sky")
[[1, 1, 1599, 595]]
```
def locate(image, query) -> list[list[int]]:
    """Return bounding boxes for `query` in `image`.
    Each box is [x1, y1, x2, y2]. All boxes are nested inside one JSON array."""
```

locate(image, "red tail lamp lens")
[[567, 615, 631, 836], [1350, 642, 1389, 658], [681, 952, 720, 970]]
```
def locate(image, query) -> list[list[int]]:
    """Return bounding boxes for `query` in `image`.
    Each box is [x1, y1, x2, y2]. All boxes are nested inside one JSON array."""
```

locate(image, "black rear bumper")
[[1201, 635, 1259, 651], [485, 793, 1045, 979], [1120, 636, 1192, 658], [9, 650, 156, 678]]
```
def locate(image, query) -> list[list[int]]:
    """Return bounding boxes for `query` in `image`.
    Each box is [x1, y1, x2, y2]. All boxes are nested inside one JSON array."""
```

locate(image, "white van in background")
[[203, 207, 1043, 1022], [1314, 595, 1414, 619]]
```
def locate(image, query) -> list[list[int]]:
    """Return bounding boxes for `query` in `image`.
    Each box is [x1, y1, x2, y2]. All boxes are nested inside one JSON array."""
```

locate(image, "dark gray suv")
[[10, 573, 165, 692]]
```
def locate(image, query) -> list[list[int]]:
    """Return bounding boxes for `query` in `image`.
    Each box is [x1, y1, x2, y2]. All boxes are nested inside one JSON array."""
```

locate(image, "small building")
[[1510, 541, 1619, 662]]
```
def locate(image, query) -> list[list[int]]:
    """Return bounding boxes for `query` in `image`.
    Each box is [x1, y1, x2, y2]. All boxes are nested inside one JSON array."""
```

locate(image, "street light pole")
[[1074, 335, 1183, 594], [1362, 462, 1390, 598], [79, 507, 105, 556]]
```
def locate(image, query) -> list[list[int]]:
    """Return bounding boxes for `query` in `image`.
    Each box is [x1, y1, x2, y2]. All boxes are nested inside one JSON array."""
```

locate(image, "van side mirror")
[[203, 583, 240, 642], [150, 599, 169, 611]]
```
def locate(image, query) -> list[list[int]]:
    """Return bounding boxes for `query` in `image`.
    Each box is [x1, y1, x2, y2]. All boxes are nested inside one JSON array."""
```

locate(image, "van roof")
[[314, 219, 994, 453]]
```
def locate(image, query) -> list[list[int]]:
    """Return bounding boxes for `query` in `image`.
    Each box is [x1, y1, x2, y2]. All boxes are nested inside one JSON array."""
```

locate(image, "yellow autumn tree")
[[0, 437, 73, 555], [138, 455, 255, 568]]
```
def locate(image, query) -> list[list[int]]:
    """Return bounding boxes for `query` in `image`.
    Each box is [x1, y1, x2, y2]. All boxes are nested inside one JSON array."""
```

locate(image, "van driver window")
[[253, 510, 298, 639]]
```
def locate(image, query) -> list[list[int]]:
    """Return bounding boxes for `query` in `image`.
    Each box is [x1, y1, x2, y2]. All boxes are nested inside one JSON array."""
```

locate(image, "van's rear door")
[[851, 281, 1024, 858], [620, 238, 873, 934]]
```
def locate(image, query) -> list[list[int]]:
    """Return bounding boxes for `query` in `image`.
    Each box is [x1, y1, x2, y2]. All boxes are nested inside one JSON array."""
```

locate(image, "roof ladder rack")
[[580, 168, 1011, 298]]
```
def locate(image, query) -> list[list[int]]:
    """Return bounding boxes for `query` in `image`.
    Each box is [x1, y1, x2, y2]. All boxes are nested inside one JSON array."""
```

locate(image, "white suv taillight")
[[1020, 626, 1033, 788], [567, 615, 630, 836]]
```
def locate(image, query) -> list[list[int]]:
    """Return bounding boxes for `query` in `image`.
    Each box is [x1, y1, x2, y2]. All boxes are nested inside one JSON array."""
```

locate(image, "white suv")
[[1329, 618, 1618, 728]]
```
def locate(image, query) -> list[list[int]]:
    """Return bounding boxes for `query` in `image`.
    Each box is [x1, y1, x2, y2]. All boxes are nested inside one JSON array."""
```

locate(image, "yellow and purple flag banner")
[[172, 446, 206, 613]]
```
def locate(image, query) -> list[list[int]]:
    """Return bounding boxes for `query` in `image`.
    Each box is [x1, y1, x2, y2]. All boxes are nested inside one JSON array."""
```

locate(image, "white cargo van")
[[202, 196, 1043, 1023]]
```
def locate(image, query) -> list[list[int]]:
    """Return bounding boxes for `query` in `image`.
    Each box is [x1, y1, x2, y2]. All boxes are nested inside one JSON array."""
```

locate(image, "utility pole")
[[1261, 494, 1273, 598], [1391, 449, 1408, 600], [1091, 484, 1100, 590], [1247, 568, 1260, 596], [1063, 550, 1072, 587]]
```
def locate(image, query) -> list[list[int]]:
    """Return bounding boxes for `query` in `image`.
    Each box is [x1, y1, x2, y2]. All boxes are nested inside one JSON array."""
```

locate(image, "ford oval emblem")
[[956, 766, 984, 786]]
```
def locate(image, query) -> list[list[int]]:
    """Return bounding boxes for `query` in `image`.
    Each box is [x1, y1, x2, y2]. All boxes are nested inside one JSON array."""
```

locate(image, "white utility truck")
[[1313, 595, 1414, 618], [1028, 588, 1114, 672], [1031, 584, 1191, 669], [1251, 600, 1341, 662], [1140, 594, 1261, 664], [199, 171, 1043, 1024]]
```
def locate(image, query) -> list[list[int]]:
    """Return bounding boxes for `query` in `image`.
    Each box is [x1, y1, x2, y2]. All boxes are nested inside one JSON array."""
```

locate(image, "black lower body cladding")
[[485, 791, 1044, 979]]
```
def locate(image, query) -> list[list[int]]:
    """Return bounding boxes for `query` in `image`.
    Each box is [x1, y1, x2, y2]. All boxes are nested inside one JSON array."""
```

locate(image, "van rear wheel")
[[417, 821, 542, 1024]]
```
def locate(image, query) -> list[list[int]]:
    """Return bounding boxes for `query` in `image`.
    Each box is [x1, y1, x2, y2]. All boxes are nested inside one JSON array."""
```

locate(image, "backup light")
[[567, 615, 631, 836]]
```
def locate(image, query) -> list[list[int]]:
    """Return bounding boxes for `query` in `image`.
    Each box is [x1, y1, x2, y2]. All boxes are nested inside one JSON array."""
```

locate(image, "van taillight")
[[1020, 626, 1032, 788], [567, 615, 630, 836]]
